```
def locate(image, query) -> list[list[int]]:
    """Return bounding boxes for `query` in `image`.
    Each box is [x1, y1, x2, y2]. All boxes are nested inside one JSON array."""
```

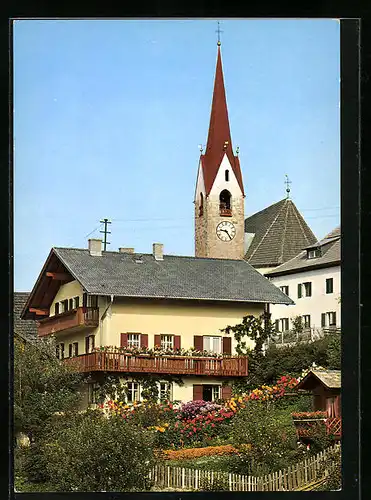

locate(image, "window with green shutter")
[[326, 278, 334, 294], [298, 284, 302, 298]]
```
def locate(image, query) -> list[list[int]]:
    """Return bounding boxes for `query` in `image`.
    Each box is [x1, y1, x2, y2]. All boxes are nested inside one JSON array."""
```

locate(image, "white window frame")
[[73, 342, 79, 357], [280, 286, 289, 296], [159, 382, 173, 402], [326, 278, 334, 294], [203, 336, 222, 354], [161, 335, 174, 350], [302, 315, 311, 328], [127, 333, 141, 348], [308, 249, 320, 259], [212, 385, 221, 402], [277, 318, 289, 332], [303, 282, 312, 297], [327, 312, 336, 327], [86, 335, 95, 353], [127, 382, 140, 403]]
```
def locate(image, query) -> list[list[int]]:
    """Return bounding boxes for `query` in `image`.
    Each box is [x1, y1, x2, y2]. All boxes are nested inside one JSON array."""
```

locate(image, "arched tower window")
[[225, 169, 229, 181], [219, 190, 232, 216], [199, 192, 204, 216]]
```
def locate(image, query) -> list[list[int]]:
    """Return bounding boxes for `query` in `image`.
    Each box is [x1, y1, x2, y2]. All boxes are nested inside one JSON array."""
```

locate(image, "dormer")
[[306, 246, 322, 259]]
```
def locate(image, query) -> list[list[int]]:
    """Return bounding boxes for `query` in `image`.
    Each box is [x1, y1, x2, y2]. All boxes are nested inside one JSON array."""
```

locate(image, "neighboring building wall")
[[195, 154, 245, 260], [268, 265, 341, 330], [109, 298, 262, 352], [51, 297, 264, 355]]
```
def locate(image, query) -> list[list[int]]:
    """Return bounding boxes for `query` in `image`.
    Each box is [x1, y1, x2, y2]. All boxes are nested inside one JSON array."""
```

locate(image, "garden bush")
[[199, 472, 229, 491], [180, 400, 222, 419], [230, 400, 299, 475], [43, 409, 157, 492]]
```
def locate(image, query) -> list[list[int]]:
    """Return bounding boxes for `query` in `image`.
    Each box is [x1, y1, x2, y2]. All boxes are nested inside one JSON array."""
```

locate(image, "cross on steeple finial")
[[285, 174, 292, 199], [216, 21, 223, 46]]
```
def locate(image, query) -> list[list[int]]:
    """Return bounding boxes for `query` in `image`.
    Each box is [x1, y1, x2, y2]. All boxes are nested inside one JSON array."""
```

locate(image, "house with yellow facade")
[[21, 239, 292, 405]]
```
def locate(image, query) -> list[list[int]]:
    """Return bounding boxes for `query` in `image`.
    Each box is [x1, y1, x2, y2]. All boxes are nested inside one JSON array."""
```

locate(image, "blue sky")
[[13, 19, 340, 292]]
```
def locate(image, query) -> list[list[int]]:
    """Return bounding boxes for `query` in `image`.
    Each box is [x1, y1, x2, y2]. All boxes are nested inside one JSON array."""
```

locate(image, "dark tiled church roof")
[[14, 292, 38, 339], [244, 198, 317, 268]]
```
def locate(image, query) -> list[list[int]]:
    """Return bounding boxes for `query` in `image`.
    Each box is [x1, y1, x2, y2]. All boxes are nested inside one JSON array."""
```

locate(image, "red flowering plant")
[[92, 345, 225, 358]]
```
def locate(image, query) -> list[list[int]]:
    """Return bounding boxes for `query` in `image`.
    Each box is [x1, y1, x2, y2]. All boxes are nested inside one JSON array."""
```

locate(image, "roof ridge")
[[248, 199, 288, 262], [290, 202, 316, 244]]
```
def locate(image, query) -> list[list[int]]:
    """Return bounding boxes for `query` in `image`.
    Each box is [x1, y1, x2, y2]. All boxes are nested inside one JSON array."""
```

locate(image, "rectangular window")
[[326, 278, 334, 294], [297, 284, 302, 299], [55, 302, 60, 315], [281, 318, 289, 332], [212, 385, 221, 402], [203, 336, 222, 354], [68, 344, 73, 357], [161, 335, 174, 350], [303, 282, 312, 297], [73, 342, 79, 356], [159, 382, 173, 402], [302, 315, 311, 328], [280, 286, 289, 296], [328, 311, 337, 326], [127, 382, 140, 403], [74, 296, 80, 308], [307, 248, 321, 259], [275, 319, 280, 332], [69, 298, 74, 310], [62, 299, 69, 312], [127, 333, 141, 348], [85, 335, 95, 354]]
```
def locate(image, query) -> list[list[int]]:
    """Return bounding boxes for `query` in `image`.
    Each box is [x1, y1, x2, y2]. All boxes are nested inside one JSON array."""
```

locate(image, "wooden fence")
[[149, 443, 340, 491]]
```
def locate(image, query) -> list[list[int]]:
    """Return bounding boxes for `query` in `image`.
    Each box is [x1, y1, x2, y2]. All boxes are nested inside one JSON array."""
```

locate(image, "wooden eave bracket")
[[46, 271, 70, 281], [29, 307, 49, 316]]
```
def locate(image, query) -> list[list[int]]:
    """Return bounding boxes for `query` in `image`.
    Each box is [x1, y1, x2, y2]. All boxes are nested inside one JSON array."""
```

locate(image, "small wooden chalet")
[[296, 370, 341, 417], [293, 369, 341, 439]]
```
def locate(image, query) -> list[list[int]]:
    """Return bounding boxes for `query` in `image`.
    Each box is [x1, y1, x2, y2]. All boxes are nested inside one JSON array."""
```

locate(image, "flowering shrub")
[[180, 400, 222, 419], [99, 375, 299, 450], [160, 444, 240, 460], [92, 345, 226, 358]]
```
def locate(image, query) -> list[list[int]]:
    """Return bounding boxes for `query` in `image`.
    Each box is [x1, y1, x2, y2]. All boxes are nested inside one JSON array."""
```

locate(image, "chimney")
[[88, 238, 102, 256], [153, 243, 164, 261], [119, 248, 135, 254]]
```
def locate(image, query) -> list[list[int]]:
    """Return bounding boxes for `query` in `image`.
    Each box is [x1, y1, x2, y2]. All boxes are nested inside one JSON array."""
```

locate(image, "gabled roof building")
[[244, 198, 317, 274]]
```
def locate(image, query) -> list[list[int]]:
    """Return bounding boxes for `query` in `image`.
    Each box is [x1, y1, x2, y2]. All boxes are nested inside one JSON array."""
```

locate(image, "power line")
[[84, 224, 103, 238]]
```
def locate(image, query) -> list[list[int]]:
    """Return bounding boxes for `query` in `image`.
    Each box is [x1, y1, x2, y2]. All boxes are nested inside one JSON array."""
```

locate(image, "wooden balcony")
[[64, 351, 248, 377], [293, 414, 342, 439], [37, 307, 99, 337]]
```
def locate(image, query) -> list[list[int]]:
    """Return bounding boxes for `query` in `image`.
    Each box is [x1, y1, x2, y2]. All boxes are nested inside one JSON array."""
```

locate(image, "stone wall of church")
[[202, 194, 245, 260]]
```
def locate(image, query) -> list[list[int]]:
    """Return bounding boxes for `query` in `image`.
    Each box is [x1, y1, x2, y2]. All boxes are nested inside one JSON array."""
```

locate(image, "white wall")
[[268, 265, 341, 329], [208, 153, 242, 200]]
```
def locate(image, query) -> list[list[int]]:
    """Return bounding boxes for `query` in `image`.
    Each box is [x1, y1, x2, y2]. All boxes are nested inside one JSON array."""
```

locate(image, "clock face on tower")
[[216, 221, 236, 241]]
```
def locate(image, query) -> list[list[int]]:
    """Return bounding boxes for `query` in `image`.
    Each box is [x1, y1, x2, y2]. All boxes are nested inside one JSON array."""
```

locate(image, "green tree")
[[230, 401, 298, 475], [44, 410, 156, 492], [14, 336, 84, 442]]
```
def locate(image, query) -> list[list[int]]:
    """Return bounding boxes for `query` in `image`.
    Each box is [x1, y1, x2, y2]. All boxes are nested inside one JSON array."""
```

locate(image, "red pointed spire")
[[201, 45, 244, 195]]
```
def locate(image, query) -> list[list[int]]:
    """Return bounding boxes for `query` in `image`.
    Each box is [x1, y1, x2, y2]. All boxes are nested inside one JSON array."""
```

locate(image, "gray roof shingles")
[[266, 227, 340, 276], [14, 292, 38, 338], [244, 199, 317, 268], [53, 248, 293, 305]]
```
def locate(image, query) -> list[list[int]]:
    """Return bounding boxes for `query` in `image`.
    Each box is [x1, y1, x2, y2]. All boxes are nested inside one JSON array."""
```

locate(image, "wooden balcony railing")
[[292, 415, 342, 439], [38, 307, 99, 337], [64, 351, 248, 377]]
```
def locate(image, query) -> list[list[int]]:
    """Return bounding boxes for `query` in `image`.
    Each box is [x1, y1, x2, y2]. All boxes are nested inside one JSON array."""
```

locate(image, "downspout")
[[99, 294, 114, 347]]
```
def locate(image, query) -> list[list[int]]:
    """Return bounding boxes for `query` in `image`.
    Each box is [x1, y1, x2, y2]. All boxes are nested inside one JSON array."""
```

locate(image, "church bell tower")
[[194, 40, 245, 260]]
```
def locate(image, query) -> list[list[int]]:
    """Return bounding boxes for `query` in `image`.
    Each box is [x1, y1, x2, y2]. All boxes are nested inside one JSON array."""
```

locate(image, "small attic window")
[[307, 248, 321, 259]]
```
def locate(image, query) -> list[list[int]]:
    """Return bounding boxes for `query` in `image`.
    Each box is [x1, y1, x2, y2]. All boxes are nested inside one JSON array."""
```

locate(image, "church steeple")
[[194, 39, 245, 261], [201, 44, 244, 196]]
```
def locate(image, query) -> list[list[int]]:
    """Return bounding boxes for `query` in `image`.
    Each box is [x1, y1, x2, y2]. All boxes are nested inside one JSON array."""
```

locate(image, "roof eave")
[[266, 260, 341, 278]]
